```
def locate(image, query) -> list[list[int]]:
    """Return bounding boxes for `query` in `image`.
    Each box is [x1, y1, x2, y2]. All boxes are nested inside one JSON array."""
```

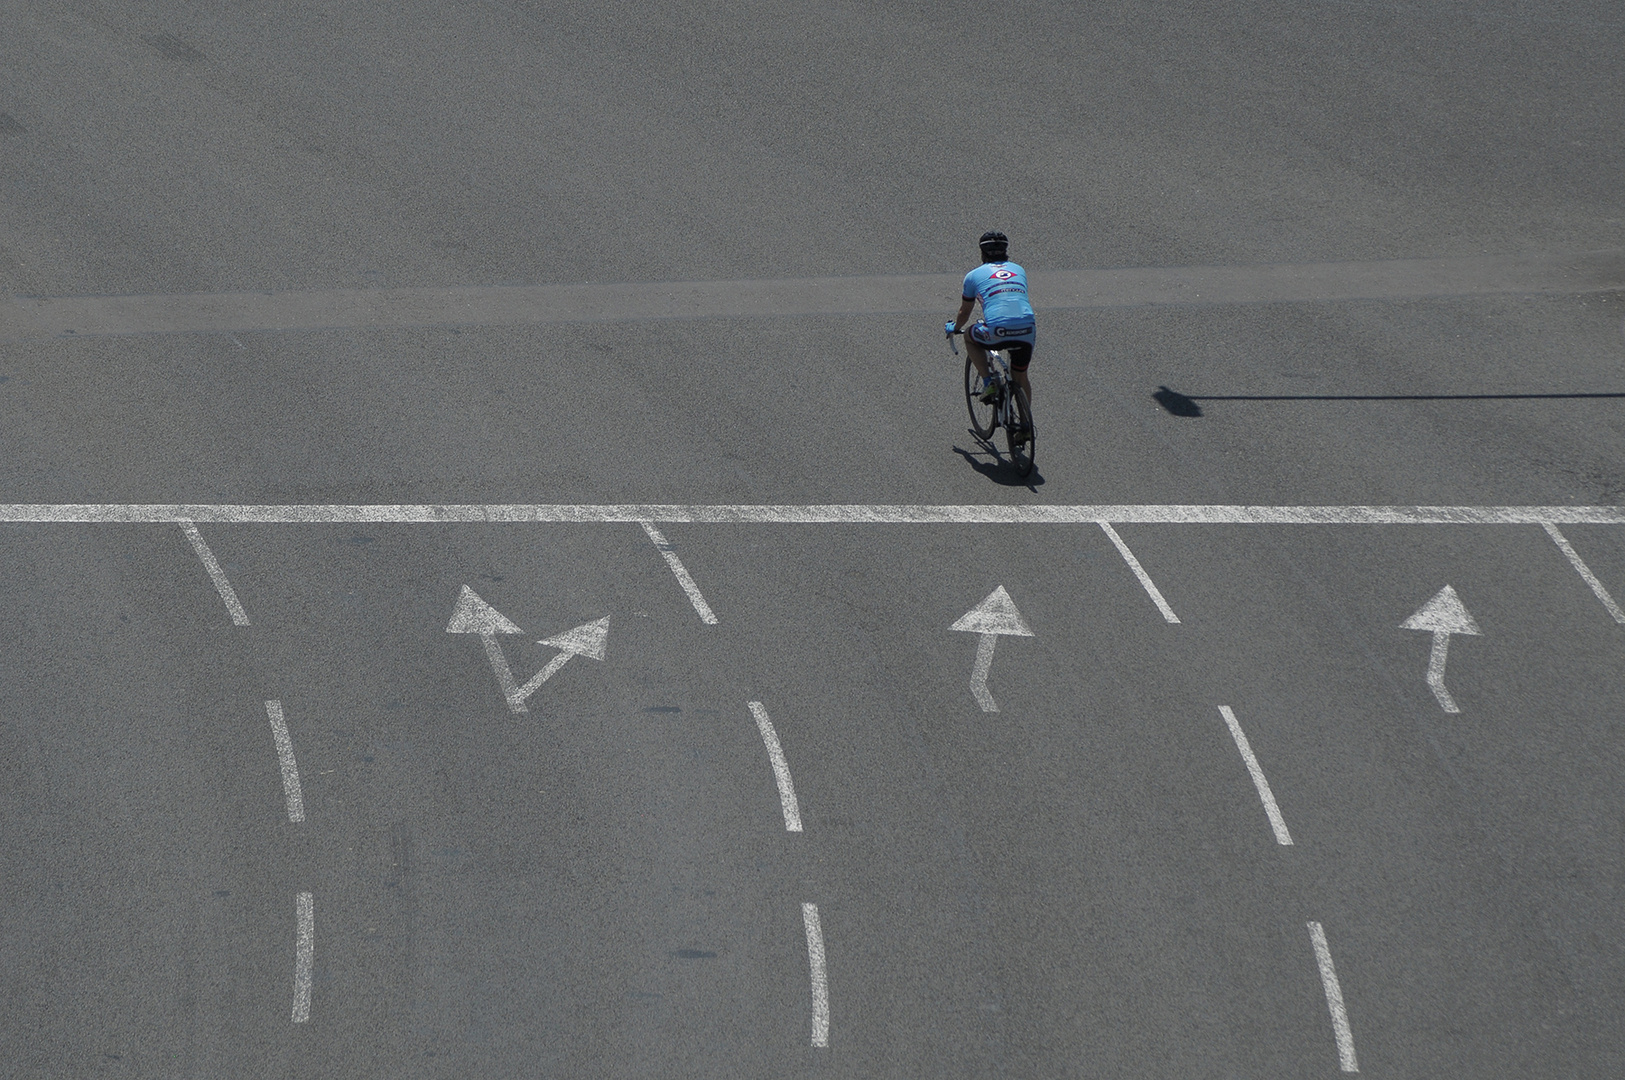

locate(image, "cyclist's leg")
[[965, 323, 992, 382], [1008, 340, 1035, 405]]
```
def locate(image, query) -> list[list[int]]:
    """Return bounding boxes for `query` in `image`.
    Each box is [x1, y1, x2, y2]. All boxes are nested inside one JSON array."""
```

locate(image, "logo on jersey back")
[[991, 269, 1016, 280]]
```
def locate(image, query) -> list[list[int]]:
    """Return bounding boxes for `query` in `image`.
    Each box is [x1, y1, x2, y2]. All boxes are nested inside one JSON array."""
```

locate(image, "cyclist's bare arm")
[[951, 296, 976, 332]]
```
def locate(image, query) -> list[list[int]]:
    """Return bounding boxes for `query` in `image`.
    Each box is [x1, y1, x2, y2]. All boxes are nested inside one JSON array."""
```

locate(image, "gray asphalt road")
[[2, 1, 1624, 1077]]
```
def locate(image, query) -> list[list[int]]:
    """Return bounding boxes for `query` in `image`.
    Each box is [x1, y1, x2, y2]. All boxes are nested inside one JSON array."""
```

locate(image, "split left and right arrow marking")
[[447, 585, 609, 714]]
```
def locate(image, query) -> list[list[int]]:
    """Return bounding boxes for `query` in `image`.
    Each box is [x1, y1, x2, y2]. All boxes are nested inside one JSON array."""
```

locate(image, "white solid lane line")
[[263, 700, 307, 824], [1542, 522, 1625, 623], [747, 702, 803, 832], [1307, 921, 1359, 1072], [178, 520, 249, 624], [1098, 522, 1180, 623], [292, 892, 314, 1024], [1216, 707, 1292, 846], [19, 503, 1625, 524], [12, 503, 1625, 524], [801, 902, 829, 1048], [638, 521, 719, 624]]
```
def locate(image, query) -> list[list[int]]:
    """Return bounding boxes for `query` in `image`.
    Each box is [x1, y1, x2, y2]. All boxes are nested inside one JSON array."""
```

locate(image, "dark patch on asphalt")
[[143, 34, 205, 62], [674, 949, 717, 959], [644, 705, 681, 714], [0, 114, 25, 135]]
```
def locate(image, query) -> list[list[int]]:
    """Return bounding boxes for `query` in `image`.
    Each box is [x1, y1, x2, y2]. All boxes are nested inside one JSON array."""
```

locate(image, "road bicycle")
[[948, 326, 1035, 477]]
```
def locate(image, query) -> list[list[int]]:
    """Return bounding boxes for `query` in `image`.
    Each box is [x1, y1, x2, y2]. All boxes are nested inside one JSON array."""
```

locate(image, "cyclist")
[[948, 230, 1037, 427]]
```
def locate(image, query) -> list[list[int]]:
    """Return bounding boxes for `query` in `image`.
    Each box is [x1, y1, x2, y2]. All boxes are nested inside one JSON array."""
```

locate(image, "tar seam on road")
[[6, 250, 1620, 337], [747, 702, 804, 832], [639, 521, 718, 623], [13, 503, 1625, 525], [264, 700, 306, 824], [801, 902, 830, 1048], [1541, 522, 1625, 623], [178, 520, 249, 624], [1216, 707, 1292, 845], [1307, 921, 1359, 1072], [292, 892, 314, 1024], [1098, 522, 1180, 623]]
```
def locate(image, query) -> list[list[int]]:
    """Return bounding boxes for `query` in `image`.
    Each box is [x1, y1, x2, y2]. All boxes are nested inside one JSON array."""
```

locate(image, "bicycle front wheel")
[[964, 354, 996, 439], [1003, 385, 1035, 477]]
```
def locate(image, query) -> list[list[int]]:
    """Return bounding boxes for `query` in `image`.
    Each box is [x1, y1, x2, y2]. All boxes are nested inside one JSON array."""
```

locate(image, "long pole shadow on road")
[[1154, 385, 1625, 418], [952, 434, 1045, 490]]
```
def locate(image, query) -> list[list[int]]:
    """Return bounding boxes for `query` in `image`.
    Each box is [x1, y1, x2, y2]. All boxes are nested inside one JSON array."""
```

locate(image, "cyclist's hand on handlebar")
[[945, 320, 958, 337]]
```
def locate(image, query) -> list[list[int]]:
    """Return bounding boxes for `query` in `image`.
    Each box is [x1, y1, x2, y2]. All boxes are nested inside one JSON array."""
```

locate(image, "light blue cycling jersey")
[[962, 262, 1035, 326]]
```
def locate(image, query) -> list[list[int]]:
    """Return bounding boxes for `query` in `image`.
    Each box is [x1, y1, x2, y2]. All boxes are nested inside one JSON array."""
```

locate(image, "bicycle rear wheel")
[[964, 354, 996, 439], [1003, 385, 1035, 476]]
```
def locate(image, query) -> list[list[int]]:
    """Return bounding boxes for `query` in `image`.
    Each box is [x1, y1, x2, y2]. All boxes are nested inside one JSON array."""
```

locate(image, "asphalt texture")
[[2, 1, 1625, 1077]]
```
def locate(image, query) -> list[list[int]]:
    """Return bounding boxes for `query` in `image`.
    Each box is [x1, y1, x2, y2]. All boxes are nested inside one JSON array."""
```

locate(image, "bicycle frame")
[[949, 332, 1016, 429], [949, 325, 1035, 475]]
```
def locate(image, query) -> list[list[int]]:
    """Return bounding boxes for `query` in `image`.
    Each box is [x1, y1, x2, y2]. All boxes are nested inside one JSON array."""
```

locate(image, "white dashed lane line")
[[292, 892, 315, 1024], [263, 700, 306, 824], [801, 903, 830, 1048], [178, 520, 249, 625], [1098, 522, 1180, 623], [1215, 707, 1292, 846], [747, 702, 803, 832], [1541, 521, 1625, 623], [1308, 921, 1360, 1073], [638, 521, 718, 624]]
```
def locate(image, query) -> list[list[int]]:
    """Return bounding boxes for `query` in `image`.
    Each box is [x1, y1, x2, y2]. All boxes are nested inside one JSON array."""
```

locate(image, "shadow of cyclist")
[[953, 436, 1044, 490]]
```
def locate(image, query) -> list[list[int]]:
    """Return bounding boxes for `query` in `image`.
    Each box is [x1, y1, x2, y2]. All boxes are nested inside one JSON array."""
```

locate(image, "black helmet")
[[978, 230, 1009, 263]]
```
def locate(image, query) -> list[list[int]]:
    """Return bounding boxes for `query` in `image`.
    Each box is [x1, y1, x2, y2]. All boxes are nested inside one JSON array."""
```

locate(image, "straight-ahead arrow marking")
[[952, 586, 1034, 712], [1401, 585, 1481, 713]]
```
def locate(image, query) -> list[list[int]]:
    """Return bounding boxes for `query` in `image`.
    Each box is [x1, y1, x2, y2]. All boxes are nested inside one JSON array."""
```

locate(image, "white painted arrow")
[[1401, 585, 1481, 713], [951, 586, 1034, 712], [517, 616, 612, 703], [446, 585, 608, 714]]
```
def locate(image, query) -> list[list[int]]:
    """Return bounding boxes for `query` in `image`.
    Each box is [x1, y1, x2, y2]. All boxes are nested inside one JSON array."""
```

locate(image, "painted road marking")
[[951, 586, 1035, 713], [5, 250, 1619, 337], [447, 586, 528, 711], [178, 520, 248, 624], [801, 902, 830, 1048], [1401, 586, 1482, 713], [515, 616, 613, 705], [263, 700, 306, 824], [10, 504, 1625, 524], [1098, 522, 1180, 623], [292, 892, 314, 1024], [445, 587, 608, 713], [747, 702, 803, 832], [1542, 522, 1625, 623], [639, 521, 718, 624], [1307, 921, 1359, 1072], [1216, 706, 1292, 845]]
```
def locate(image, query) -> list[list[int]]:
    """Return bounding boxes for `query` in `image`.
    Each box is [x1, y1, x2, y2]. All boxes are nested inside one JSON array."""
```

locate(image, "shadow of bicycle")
[[953, 434, 1044, 490]]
